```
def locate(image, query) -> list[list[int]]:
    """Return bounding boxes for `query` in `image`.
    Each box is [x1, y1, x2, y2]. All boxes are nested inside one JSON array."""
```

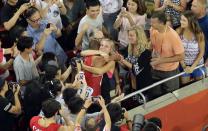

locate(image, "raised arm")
[[164, 0, 186, 12], [75, 23, 90, 49], [80, 50, 107, 56], [98, 96, 111, 130], [82, 60, 115, 75], [4, 3, 30, 30]]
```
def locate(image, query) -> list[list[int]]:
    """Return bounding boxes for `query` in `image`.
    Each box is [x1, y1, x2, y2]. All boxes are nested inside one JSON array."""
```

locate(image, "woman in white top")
[[114, 0, 147, 50], [177, 11, 205, 85], [99, 0, 123, 40], [33, 0, 67, 29]]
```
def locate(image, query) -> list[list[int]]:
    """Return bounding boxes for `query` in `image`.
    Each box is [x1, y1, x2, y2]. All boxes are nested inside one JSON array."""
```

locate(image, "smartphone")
[[30, 0, 35, 3], [121, 7, 126, 12], [79, 71, 84, 81], [46, 23, 50, 28], [91, 96, 100, 102]]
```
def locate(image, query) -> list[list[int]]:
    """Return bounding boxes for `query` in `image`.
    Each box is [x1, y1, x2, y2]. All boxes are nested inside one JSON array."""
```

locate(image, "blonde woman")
[[79, 39, 116, 97], [117, 26, 153, 91]]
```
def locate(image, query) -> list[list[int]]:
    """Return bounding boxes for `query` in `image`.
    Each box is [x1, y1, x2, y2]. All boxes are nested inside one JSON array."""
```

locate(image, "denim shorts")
[[180, 66, 207, 78]]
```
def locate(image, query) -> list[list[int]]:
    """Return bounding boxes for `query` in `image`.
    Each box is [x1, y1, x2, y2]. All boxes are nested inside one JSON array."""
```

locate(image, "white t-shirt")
[[77, 13, 103, 50], [99, 0, 123, 14], [35, 0, 63, 29]]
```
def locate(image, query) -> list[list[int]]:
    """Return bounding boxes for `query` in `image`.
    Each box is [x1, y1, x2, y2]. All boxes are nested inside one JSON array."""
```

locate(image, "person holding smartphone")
[[30, 98, 74, 131], [0, 78, 21, 131], [114, 0, 147, 56]]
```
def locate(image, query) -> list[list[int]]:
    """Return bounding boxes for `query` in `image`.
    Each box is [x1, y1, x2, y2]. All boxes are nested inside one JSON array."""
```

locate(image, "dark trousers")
[[149, 68, 180, 99]]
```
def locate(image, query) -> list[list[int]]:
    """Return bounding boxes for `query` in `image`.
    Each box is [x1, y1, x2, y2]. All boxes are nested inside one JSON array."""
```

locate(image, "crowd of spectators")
[[0, 0, 208, 130]]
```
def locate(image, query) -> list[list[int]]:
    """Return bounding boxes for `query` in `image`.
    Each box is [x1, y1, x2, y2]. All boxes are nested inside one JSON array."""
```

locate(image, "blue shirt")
[[27, 21, 67, 67], [198, 15, 208, 59]]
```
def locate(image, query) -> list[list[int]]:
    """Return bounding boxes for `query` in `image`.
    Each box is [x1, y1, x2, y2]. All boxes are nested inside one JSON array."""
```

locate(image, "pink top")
[[118, 13, 146, 47]]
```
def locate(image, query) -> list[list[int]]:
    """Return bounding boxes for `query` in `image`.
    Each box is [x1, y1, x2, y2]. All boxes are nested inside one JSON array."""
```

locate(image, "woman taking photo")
[[177, 11, 205, 85], [114, 0, 147, 54]]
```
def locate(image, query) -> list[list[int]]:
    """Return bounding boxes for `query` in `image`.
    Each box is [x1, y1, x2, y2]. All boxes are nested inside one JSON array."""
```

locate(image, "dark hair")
[[129, 0, 147, 15], [23, 80, 52, 120], [89, 37, 101, 50], [151, 10, 167, 24], [42, 98, 61, 118], [86, 0, 100, 9], [148, 117, 162, 129], [24, 7, 39, 19], [143, 122, 160, 131], [66, 96, 84, 114], [107, 103, 123, 124], [17, 36, 33, 52], [42, 52, 56, 67], [9, 25, 26, 43], [0, 78, 5, 92], [181, 11, 204, 42], [62, 88, 77, 104], [41, 60, 60, 82], [44, 79, 62, 98]]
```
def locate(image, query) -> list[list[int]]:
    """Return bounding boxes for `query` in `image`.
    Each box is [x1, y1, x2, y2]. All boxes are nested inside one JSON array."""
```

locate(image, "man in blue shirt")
[[191, 0, 208, 61], [24, 7, 67, 68]]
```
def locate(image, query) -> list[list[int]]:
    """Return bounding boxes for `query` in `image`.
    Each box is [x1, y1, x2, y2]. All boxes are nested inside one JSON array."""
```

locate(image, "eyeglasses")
[[28, 17, 41, 23]]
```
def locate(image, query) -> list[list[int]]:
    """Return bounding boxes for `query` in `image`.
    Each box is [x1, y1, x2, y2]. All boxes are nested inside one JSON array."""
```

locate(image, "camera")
[[121, 108, 126, 119], [91, 96, 100, 102], [132, 114, 145, 131], [8, 82, 19, 91], [69, 56, 83, 69], [132, 114, 162, 131], [46, 23, 51, 28]]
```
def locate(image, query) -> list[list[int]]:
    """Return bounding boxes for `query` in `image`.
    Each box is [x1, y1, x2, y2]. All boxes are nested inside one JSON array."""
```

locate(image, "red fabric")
[[145, 89, 208, 131], [0, 24, 6, 32], [84, 56, 102, 96], [120, 124, 129, 131], [0, 48, 6, 74], [30, 116, 61, 131]]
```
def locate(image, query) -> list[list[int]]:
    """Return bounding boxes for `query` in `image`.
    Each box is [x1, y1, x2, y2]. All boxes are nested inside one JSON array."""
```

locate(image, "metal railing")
[[117, 64, 206, 107]]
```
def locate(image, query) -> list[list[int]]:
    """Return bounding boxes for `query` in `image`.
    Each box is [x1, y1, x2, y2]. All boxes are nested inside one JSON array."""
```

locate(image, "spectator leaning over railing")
[[150, 10, 184, 98]]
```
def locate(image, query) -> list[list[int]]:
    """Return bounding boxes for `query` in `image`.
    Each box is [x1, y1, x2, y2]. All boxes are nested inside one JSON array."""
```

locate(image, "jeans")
[[103, 11, 120, 40]]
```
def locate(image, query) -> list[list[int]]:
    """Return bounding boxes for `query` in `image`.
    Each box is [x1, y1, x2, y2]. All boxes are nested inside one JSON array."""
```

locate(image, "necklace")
[[153, 25, 168, 55]]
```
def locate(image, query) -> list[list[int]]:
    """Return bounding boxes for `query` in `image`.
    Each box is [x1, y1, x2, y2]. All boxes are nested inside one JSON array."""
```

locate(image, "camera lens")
[[132, 114, 145, 131]]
